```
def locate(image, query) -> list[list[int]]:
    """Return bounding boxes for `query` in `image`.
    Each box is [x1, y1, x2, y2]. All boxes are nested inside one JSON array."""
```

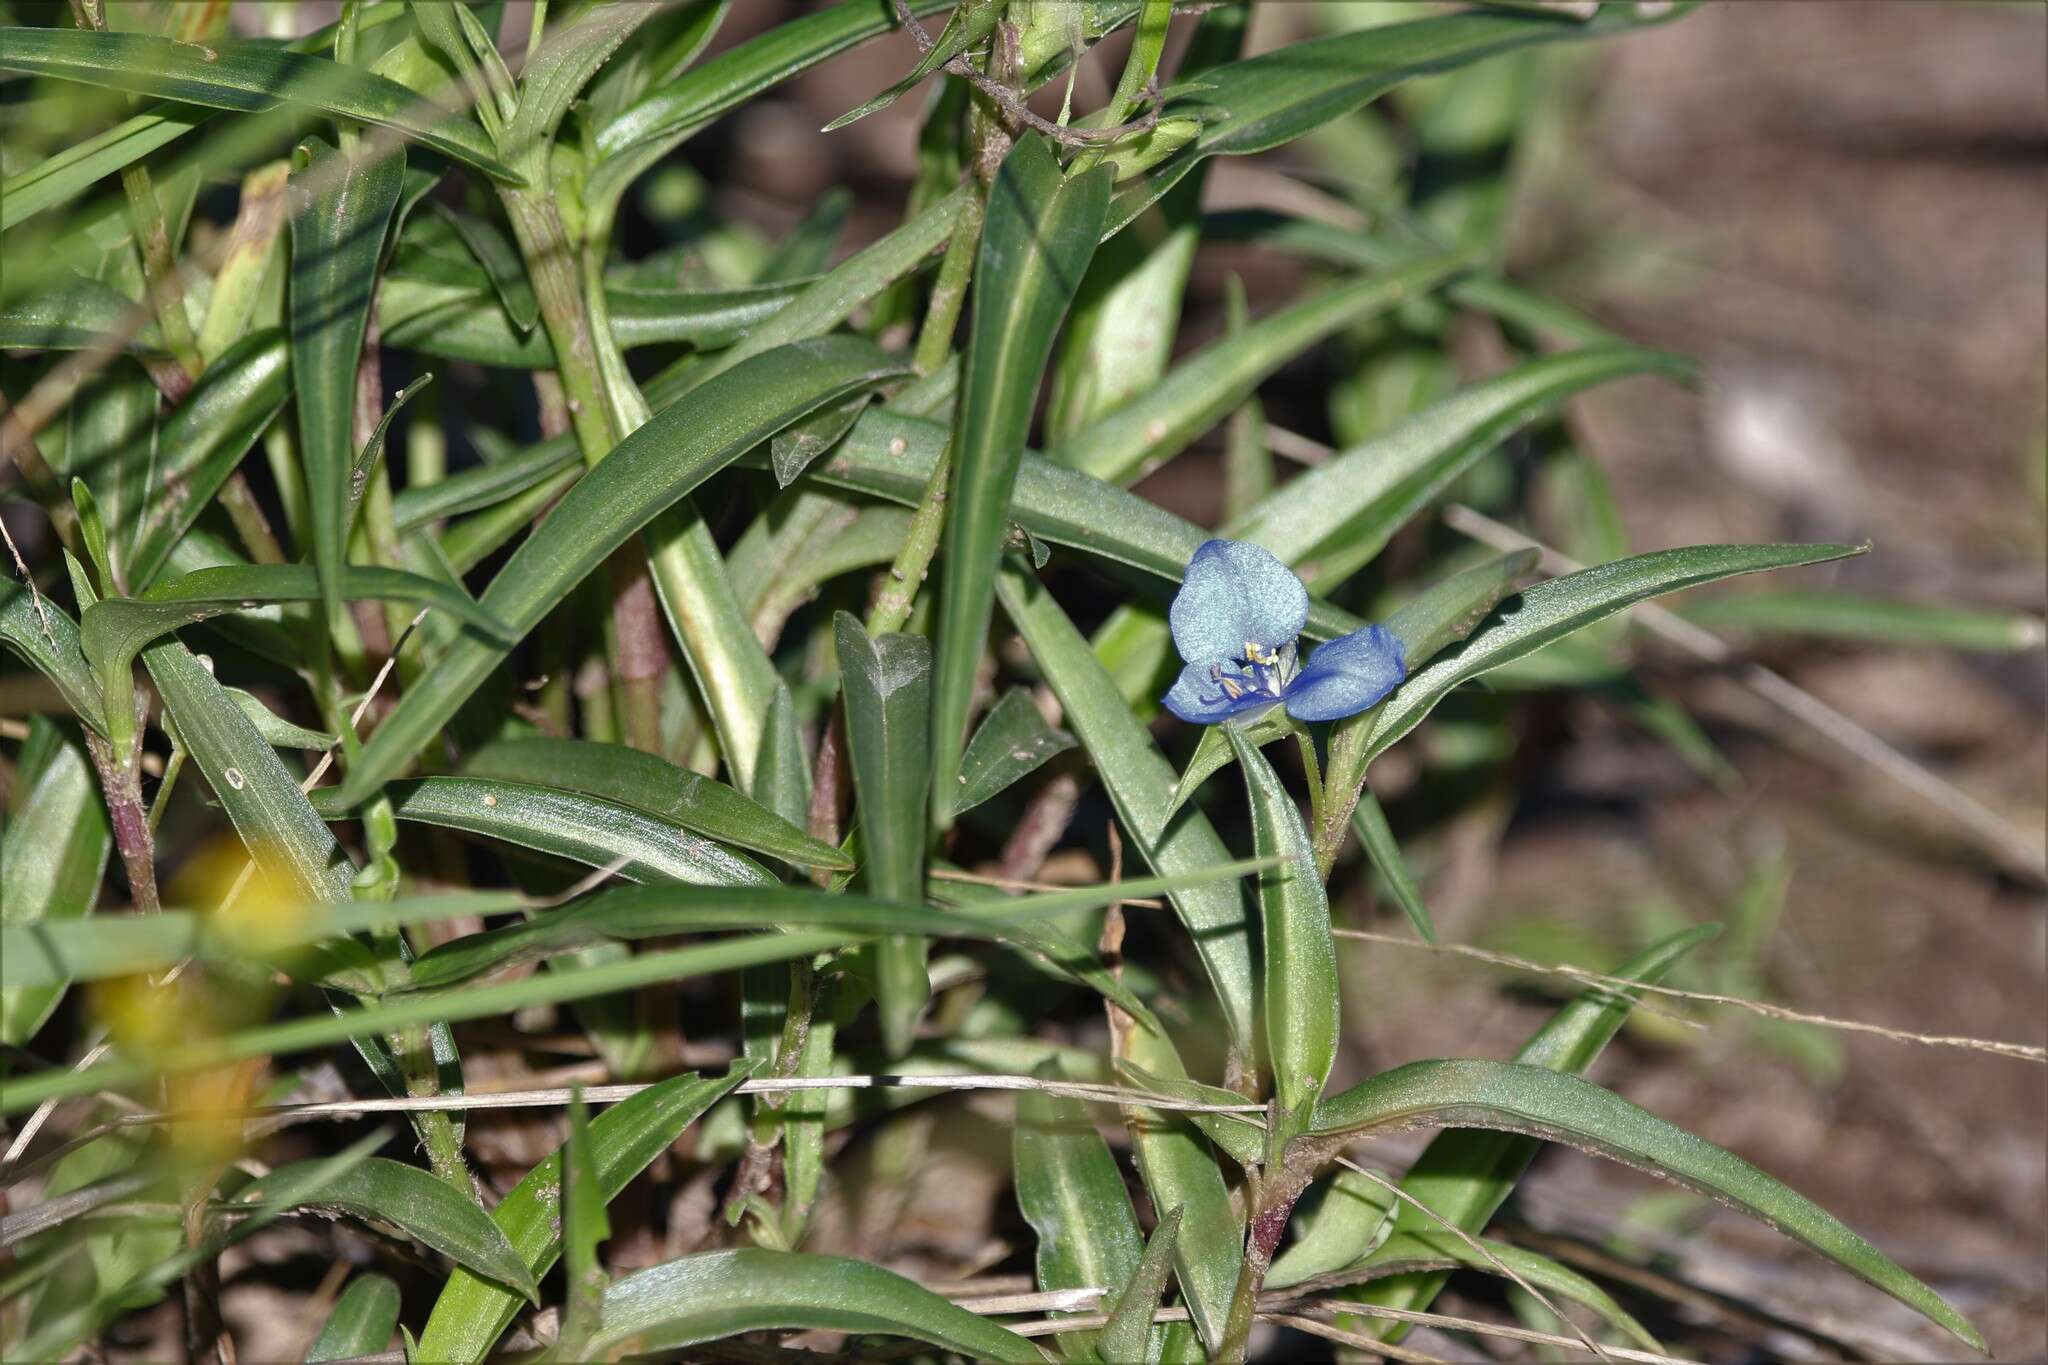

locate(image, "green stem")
[[910, 189, 985, 378], [1313, 709, 1376, 876]]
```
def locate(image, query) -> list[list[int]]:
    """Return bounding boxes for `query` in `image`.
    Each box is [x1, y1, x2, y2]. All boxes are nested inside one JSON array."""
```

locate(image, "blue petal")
[[1284, 625, 1406, 723], [1168, 539, 1309, 666], [1162, 661, 1283, 725]]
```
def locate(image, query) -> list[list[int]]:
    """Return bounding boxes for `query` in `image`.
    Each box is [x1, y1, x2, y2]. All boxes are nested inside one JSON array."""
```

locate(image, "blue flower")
[[1161, 539, 1407, 726]]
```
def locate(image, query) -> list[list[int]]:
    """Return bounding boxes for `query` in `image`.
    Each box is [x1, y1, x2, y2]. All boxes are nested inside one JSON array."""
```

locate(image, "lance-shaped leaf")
[[0, 274, 163, 353], [997, 567, 1255, 1052], [1287, 1231, 1663, 1353], [0, 719, 110, 1046], [0, 104, 210, 232], [1104, 4, 1691, 236], [306, 1273, 401, 1363], [290, 136, 403, 632], [835, 613, 934, 1057], [825, 0, 1002, 130], [587, 1249, 1046, 1362], [420, 1065, 752, 1365], [0, 28, 518, 181], [950, 687, 1076, 817], [331, 337, 904, 809], [1360, 543, 1867, 766], [1350, 925, 1716, 1333], [1679, 590, 2048, 653], [1227, 726, 1338, 1127], [1, 580, 104, 736], [1052, 253, 1474, 484], [238, 1156, 538, 1302], [1302, 1059, 1985, 1353], [144, 640, 357, 904], [502, 3, 659, 166], [458, 738, 849, 872], [83, 564, 504, 735], [931, 136, 1110, 834], [1098, 1205, 1183, 1365], [1265, 1165, 1395, 1290], [1015, 1062, 1143, 1351], [309, 777, 776, 888], [127, 329, 291, 589]]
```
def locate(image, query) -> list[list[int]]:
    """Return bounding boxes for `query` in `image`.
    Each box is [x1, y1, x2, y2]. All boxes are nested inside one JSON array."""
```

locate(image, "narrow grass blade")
[[1015, 1062, 1143, 1348], [1361, 543, 1868, 766], [0, 275, 162, 354], [0, 105, 210, 232], [951, 687, 1076, 817], [835, 612, 933, 1057], [418, 1065, 752, 1365], [0, 719, 110, 1046], [588, 1249, 1045, 1362], [0, 29, 517, 181], [997, 567, 1255, 1052], [458, 738, 850, 871], [1227, 727, 1338, 1127], [306, 1273, 401, 1362], [331, 337, 904, 809], [1053, 254, 1474, 484], [309, 777, 777, 887], [1348, 789, 1434, 943], [239, 1156, 538, 1303], [558, 1091, 611, 1352], [825, 0, 1002, 131], [933, 136, 1110, 825], [290, 136, 402, 631]]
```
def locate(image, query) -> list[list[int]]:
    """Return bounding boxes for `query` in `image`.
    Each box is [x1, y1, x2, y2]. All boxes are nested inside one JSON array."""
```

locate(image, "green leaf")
[[1347, 926, 1715, 1332], [1015, 1062, 1143, 1347], [306, 1273, 401, 1363], [951, 687, 1076, 817], [458, 738, 850, 871], [1229, 348, 1691, 591], [502, 3, 657, 166], [0, 891, 522, 992], [770, 393, 869, 488], [1264, 1165, 1395, 1290], [239, 1156, 538, 1302], [1051, 253, 1474, 484], [310, 777, 777, 887], [0, 273, 163, 354], [1297, 1231, 1664, 1354], [419, 1065, 752, 1365], [1, 936, 858, 1115], [331, 336, 905, 809], [1385, 550, 1541, 669], [83, 565, 504, 737], [598, 0, 955, 160], [1679, 590, 2048, 653], [558, 1090, 611, 1354], [289, 135, 403, 630], [835, 612, 933, 1057], [425, 204, 538, 331], [587, 1249, 1046, 1362], [996, 567, 1254, 1053], [1347, 788, 1434, 943], [824, 0, 1002, 131], [0, 580, 104, 736], [0, 719, 111, 1046], [1361, 543, 1868, 766], [126, 329, 292, 590], [1098, 1205, 1182, 1365], [1105, 5, 1690, 235], [346, 373, 432, 527], [759, 186, 850, 282], [144, 640, 357, 904], [933, 136, 1110, 826], [0, 105, 210, 232], [1108, 1021, 1243, 1354], [1227, 726, 1337, 1126], [0, 29, 519, 182], [1304, 1059, 1985, 1353]]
